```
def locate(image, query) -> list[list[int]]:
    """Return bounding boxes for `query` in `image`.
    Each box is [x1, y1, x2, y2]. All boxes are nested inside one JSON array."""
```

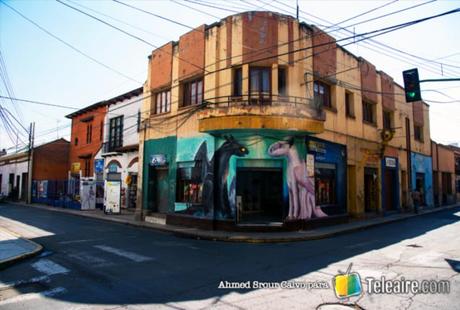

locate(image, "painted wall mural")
[[175, 134, 248, 219], [268, 137, 328, 220]]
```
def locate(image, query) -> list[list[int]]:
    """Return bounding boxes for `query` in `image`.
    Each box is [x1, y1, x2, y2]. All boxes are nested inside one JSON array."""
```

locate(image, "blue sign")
[[150, 154, 167, 166], [95, 159, 104, 173], [108, 163, 118, 173]]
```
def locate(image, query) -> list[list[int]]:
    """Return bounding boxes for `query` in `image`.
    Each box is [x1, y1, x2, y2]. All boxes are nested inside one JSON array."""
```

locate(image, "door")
[[15, 175, 20, 200], [21, 173, 28, 201], [364, 168, 378, 212], [416, 173, 425, 205], [127, 174, 137, 209], [384, 169, 396, 211], [150, 168, 169, 213], [236, 168, 283, 223]]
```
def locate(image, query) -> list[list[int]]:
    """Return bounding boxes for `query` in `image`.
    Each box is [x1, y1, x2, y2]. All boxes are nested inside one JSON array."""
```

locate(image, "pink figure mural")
[[268, 138, 328, 220]]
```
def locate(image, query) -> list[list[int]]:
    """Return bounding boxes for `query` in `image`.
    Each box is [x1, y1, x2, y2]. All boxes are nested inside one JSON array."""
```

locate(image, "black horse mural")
[[189, 135, 248, 219]]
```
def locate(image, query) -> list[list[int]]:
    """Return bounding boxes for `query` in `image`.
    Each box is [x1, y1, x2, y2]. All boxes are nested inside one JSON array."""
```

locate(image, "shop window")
[[315, 163, 337, 206], [154, 89, 171, 114], [414, 125, 423, 142], [181, 78, 203, 107], [249, 67, 271, 104], [86, 123, 92, 144], [383, 110, 393, 130], [233, 67, 242, 97], [108, 116, 123, 151], [176, 163, 203, 204], [362, 100, 376, 124], [345, 91, 354, 117], [278, 67, 287, 96]]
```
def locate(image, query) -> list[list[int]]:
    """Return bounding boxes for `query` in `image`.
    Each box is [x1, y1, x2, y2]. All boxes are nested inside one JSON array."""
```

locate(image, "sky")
[[0, 0, 459, 152]]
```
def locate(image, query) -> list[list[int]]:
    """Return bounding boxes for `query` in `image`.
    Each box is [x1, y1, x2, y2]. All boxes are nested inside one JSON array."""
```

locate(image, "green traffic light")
[[408, 92, 416, 98]]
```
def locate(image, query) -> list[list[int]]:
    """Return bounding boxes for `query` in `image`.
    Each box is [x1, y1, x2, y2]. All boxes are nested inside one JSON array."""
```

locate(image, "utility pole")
[[26, 122, 35, 204]]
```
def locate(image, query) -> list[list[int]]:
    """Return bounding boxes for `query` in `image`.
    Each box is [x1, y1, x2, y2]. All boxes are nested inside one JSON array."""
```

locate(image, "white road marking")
[[67, 252, 114, 267], [31, 259, 70, 276], [58, 239, 101, 245], [0, 275, 50, 290], [0, 287, 67, 306], [94, 245, 153, 262]]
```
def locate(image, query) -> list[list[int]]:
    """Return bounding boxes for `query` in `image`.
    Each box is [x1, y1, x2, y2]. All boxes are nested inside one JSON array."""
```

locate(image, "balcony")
[[197, 95, 325, 134]]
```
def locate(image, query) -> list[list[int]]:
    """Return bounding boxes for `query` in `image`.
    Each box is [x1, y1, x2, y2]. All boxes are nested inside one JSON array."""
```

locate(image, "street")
[[0, 203, 459, 310]]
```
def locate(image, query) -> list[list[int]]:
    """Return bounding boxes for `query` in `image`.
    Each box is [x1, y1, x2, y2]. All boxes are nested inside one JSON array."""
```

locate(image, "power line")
[[56, 0, 210, 74], [0, 1, 142, 84]]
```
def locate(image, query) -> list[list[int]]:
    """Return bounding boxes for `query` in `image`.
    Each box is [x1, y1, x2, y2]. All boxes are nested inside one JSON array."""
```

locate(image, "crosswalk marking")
[[0, 287, 67, 306], [93, 245, 153, 262], [31, 259, 70, 276]]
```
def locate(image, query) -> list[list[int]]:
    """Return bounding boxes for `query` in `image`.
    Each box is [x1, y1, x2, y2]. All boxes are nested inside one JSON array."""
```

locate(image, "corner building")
[[137, 11, 432, 229]]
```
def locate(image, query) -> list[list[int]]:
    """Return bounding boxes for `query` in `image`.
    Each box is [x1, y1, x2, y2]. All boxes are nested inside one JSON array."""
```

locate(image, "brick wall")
[[33, 139, 70, 180]]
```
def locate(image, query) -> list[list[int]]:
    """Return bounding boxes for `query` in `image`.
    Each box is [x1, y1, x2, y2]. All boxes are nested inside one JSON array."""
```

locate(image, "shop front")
[[306, 137, 347, 216], [411, 152, 433, 207], [144, 132, 347, 230], [382, 156, 400, 212]]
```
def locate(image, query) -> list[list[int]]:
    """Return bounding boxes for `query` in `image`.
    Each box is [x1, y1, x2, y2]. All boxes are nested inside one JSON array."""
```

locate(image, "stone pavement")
[[0, 227, 43, 269], [7, 201, 460, 243]]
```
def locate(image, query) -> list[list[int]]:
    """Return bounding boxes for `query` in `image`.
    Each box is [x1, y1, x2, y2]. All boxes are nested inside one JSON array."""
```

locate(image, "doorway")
[[364, 167, 378, 213], [415, 172, 425, 205], [148, 167, 169, 213], [236, 168, 283, 223], [21, 173, 28, 201], [127, 173, 138, 209], [383, 169, 397, 211]]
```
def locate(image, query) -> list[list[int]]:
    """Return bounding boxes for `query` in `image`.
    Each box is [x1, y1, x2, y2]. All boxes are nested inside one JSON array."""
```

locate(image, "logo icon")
[[333, 263, 362, 299]]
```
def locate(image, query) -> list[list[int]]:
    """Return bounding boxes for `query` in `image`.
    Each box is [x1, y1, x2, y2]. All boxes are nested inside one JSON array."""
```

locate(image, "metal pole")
[[26, 122, 35, 204], [420, 78, 460, 83]]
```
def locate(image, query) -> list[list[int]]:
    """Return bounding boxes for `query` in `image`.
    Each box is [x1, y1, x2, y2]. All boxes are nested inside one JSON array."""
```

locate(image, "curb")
[[4, 201, 460, 243], [0, 226, 43, 269]]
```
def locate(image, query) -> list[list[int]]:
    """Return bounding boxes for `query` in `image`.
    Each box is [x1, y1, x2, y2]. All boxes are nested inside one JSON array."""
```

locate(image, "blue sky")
[[1, 0, 459, 150]]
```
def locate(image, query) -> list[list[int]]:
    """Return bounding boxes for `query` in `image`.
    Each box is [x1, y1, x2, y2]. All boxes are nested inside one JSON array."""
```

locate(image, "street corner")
[[0, 226, 43, 269]]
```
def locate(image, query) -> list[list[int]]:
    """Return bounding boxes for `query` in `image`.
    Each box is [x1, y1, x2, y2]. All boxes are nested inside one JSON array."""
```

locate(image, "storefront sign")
[[71, 162, 81, 173], [150, 154, 167, 167], [306, 153, 315, 177], [94, 159, 104, 173], [385, 157, 397, 168], [308, 140, 327, 154]]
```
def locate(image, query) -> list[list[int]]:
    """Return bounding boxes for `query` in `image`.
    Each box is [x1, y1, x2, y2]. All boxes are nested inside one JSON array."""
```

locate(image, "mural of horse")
[[268, 137, 327, 220]]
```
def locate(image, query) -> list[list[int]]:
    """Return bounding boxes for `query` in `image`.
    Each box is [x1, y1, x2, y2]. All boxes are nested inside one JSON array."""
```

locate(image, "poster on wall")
[[104, 180, 121, 214], [80, 179, 96, 210], [38, 180, 48, 198]]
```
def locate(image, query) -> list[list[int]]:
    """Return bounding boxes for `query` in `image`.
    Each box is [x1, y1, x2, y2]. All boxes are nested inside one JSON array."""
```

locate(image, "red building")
[[66, 101, 107, 177]]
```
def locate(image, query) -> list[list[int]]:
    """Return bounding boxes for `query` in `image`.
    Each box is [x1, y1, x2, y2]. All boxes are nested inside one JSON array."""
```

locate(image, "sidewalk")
[[0, 227, 43, 269], [5, 201, 459, 243]]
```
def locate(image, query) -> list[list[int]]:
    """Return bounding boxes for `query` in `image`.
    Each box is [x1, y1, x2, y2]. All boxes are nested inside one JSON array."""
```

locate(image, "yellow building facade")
[[136, 11, 433, 229]]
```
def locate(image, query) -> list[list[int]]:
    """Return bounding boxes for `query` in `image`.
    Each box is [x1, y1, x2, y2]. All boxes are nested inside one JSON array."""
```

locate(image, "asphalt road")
[[0, 203, 459, 310]]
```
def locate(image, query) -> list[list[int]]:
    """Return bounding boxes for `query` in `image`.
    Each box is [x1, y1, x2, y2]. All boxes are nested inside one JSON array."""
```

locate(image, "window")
[[314, 80, 331, 108], [345, 91, 354, 117], [383, 110, 393, 130], [250, 67, 270, 94], [315, 163, 337, 206], [176, 164, 203, 204], [84, 158, 91, 177], [233, 67, 242, 97], [109, 116, 123, 151], [155, 89, 171, 114], [414, 125, 423, 142], [278, 67, 287, 96], [137, 110, 141, 132], [74, 137, 78, 146], [86, 123, 92, 144], [100, 121, 103, 141], [182, 78, 203, 107], [362, 100, 376, 124]]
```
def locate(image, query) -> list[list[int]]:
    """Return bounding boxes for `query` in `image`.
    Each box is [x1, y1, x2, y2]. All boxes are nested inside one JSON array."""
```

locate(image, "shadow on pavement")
[[0, 202, 459, 306]]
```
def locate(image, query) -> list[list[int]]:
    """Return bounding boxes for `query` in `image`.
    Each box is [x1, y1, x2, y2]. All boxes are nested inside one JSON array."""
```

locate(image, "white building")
[[101, 87, 143, 209], [0, 151, 28, 200]]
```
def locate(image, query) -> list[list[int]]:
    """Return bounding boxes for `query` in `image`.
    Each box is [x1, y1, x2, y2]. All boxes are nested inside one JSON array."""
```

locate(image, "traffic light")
[[402, 68, 421, 102]]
